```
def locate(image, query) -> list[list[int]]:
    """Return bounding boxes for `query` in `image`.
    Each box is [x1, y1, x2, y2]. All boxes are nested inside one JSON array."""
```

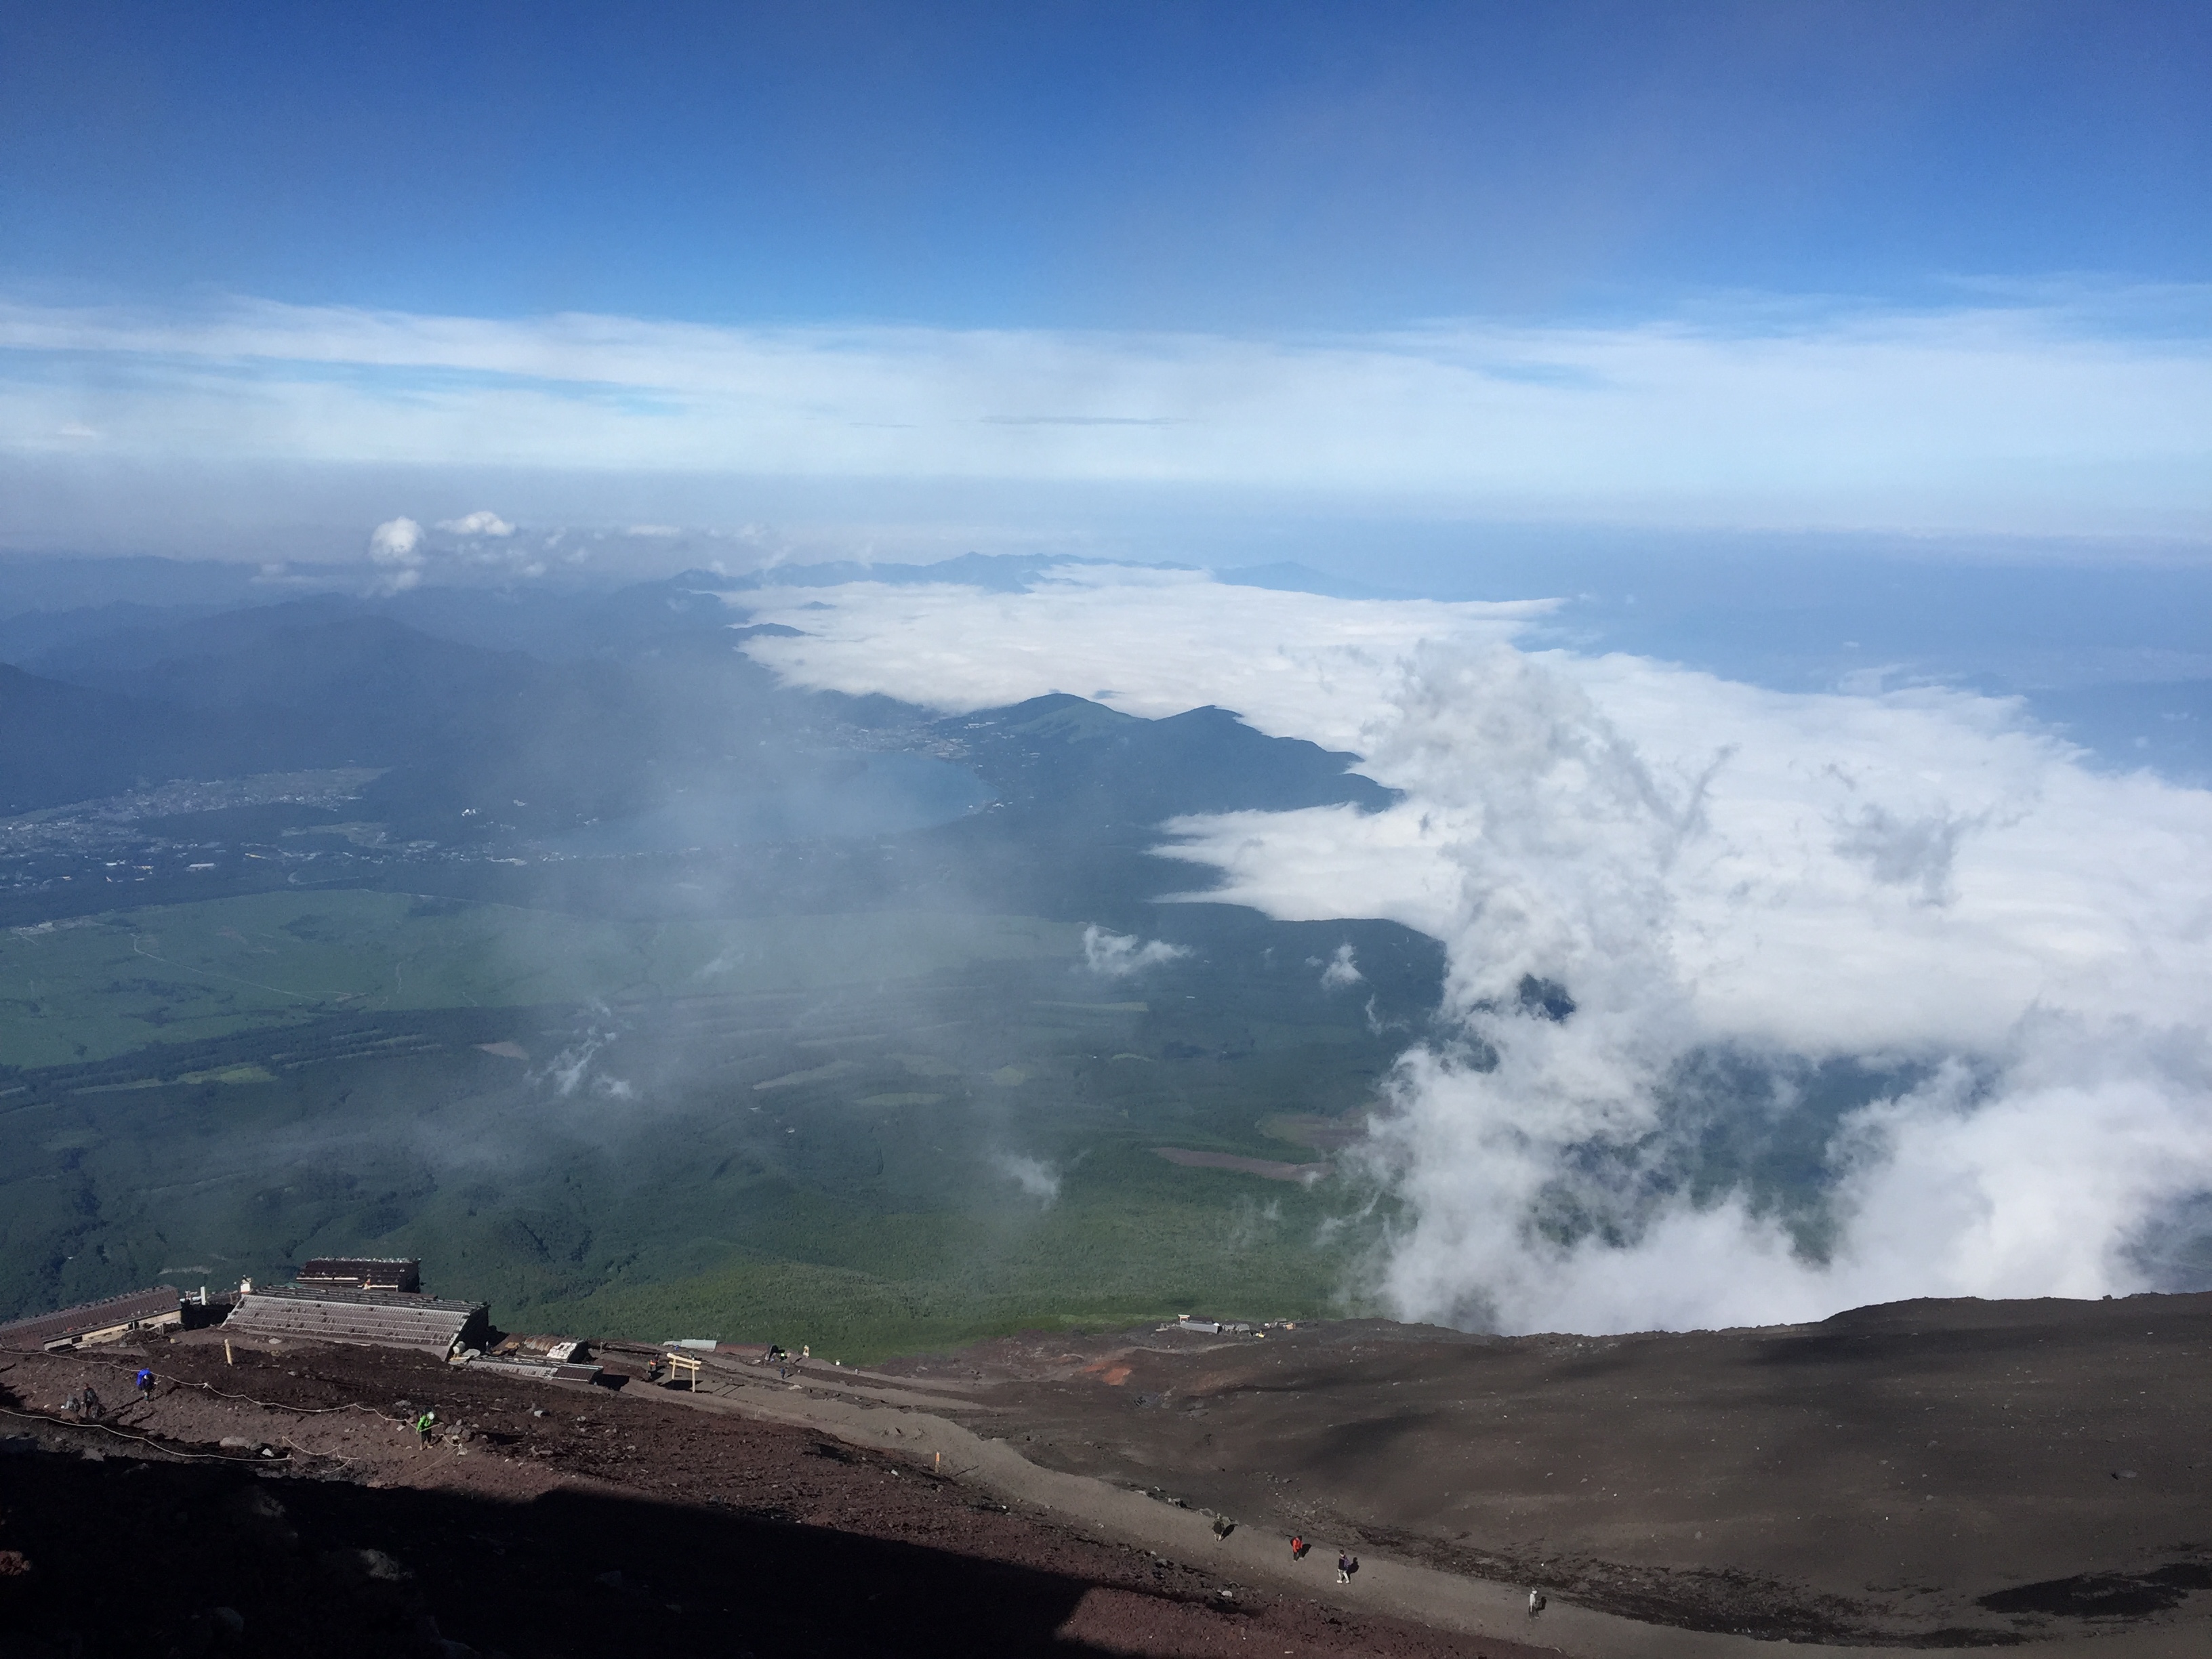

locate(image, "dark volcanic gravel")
[[886, 1293, 2212, 1646], [0, 1334, 1541, 1659]]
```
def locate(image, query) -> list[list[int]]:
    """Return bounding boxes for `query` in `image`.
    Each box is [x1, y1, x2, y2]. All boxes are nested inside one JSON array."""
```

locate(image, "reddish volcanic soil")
[[887, 1294, 2212, 1647], [0, 1332, 1541, 1659], [9, 1290, 2211, 1656]]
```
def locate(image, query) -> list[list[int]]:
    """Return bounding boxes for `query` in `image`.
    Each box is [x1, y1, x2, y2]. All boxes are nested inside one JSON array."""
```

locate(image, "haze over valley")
[[5, 548, 2209, 1357]]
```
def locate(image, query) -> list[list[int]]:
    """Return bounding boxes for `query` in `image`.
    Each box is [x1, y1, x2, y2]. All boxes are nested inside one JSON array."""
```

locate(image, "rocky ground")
[[8, 1290, 2209, 1658], [882, 1294, 2212, 1647], [0, 1329, 1542, 1659]]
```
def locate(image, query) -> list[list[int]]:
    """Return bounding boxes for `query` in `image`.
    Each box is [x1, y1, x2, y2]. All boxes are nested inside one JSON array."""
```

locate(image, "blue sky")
[[0, 0, 2207, 598], [6, 0, 2208, 329]]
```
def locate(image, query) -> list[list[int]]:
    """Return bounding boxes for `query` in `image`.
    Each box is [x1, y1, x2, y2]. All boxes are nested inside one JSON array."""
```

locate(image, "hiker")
[[1336, 1552, 1351, 1585], [75, 1386, 101, 1421], [1290, 1534, 1305, 1560], [1528, 1589, 1547, 1618], [135, 1368, 155, 1400], [414, 1410, 436, 1447]]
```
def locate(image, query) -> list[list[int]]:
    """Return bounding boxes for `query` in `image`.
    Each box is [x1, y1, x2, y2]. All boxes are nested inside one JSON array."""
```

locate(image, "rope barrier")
[[4, 1345, 396, 1416], [0, 1401, 289, 1464]]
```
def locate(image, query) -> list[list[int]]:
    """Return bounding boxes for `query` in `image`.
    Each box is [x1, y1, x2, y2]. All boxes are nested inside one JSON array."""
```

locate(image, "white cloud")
[[542, 1036, 602, 1098], [993, 1153, 1063, 1205], [368, 515, 422, 560], [1319, 943, 1364, 989], [367, 515, 426, 591], [735, 565, 2212, 1334], [739, 563, 1547, 740], [436, 509, 514, 536], [364, 510, 550, 586], [1082, 924, 1191, 977], [1, 290, 2205, 536]]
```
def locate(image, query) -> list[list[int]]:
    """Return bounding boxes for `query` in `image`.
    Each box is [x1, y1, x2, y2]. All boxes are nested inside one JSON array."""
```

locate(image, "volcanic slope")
[[884, 1292, 2212, 1648], [0, 1330, 1535, 1659]]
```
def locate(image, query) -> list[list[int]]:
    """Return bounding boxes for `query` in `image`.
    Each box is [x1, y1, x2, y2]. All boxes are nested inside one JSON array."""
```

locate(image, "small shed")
[[0, 1287, 184, 1352], [473, 1333, 600, 1382], [298, 1257, 422, 1293], [489, 1332, 592, 1364]]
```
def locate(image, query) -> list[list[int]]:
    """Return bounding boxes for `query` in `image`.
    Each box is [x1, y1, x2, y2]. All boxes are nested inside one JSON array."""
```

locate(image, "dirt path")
[[1, 1335, 1536, 1658], [12, 1292, 2208, 1656], [666, 1347, 2209, 1658]]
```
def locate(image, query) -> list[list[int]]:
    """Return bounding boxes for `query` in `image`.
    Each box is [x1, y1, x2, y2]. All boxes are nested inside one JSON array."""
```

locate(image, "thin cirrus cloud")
[[733, 565, 2212, 1334], [1, 290, 2206, 537]]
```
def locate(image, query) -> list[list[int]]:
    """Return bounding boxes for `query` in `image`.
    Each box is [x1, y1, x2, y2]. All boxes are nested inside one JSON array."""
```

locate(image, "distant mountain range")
[[1, 570, 1391, 851]]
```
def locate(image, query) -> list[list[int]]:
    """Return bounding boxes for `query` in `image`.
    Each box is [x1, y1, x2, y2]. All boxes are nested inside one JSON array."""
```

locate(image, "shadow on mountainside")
[[0, 1436, 1193, 1658]]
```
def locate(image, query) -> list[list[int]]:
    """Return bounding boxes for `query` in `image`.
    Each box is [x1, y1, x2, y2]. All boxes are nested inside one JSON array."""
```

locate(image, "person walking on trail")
[[1290, 1534, 1305, 1561], [1528, 1589, 1547, 1618], [1336, 1551, 1352, 1585], [135, 1368, 155, 1401], [413, 1410, 436, 1448]]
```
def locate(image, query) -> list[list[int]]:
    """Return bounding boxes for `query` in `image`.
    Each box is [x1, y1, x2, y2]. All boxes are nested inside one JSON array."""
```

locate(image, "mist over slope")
[[733, 560, 2212, 1333], [4, 548, 2208, 1345], [0, 558, 1445, 1348]]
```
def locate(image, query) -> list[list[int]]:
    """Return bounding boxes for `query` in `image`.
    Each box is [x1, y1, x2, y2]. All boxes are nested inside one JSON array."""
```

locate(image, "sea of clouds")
[[6, 291, 2207, 541], [733, 562, 2212, 1335]]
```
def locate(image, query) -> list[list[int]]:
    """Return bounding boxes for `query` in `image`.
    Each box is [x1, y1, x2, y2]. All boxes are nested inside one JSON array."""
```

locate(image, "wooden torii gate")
[[661, 1350, 703, 1391]]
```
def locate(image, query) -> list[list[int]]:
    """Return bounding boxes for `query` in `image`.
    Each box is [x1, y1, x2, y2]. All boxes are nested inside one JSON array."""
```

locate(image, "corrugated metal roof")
[[0, 1287, 182, 1349], [298, 1257, 421, 1291], [248, 1284, 480, 1313], [224, 1285, 488, 1355], [468, 1354, 602, 1384]]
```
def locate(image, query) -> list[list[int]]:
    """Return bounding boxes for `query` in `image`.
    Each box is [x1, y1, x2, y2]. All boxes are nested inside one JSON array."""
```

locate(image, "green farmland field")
[[0, 888, 1433, 1357], [0, 890, 1084, 1069]]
